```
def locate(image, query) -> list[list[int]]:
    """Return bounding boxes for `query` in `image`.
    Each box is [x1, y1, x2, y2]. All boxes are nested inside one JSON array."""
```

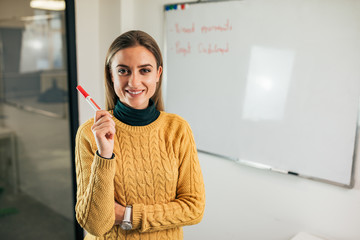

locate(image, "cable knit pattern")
[[75, 111, 205, 240]]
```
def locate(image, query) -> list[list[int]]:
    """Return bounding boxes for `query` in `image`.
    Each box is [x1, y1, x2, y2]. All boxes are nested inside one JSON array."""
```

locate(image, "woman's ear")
[[156, 66, 163, 83]]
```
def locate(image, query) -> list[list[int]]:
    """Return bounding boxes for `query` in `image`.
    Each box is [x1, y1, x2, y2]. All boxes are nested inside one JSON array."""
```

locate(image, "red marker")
[[76, 85, 101, 111]]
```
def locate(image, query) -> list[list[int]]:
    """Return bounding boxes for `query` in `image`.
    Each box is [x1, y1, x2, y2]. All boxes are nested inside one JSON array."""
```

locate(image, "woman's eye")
[[118, 69, 129, 75], [141, 68, 151, 74]]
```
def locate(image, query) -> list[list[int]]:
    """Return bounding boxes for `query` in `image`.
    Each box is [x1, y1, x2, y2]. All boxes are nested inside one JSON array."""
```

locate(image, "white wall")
[[75, 0, 121, 124], [75, 0, 360, 239]]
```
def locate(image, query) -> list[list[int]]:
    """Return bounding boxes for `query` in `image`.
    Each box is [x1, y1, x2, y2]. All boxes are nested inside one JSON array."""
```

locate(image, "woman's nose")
[[128, 72, 140, 87]]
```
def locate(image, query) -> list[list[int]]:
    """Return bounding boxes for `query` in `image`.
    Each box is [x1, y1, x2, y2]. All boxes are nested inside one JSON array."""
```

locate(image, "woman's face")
[[110, 45, 162, 110]]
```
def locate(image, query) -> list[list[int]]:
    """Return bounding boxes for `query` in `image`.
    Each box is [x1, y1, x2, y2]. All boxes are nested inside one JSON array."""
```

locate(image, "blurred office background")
[[0, 0, 77, 239], [1, 0, 360, 240]]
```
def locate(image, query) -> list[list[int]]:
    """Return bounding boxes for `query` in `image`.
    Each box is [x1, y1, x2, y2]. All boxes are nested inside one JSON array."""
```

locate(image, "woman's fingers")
[[91, 110, 116, 158], [92, 111, 115, 130], [93, 111, 114, 126], [94, 110, 112, 122], [92, 118, 115, 133], [93, 125, 116, 140]]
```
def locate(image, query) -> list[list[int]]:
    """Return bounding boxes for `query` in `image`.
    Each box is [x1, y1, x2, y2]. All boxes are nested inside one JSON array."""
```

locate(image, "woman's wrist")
[[114, 202, 125, 225], [96, 150, 114, 159]]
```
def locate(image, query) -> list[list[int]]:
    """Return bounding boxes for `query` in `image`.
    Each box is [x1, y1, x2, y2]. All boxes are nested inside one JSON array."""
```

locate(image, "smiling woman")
[[104, 31, 165, 112], [74, 30, 206, 240], [110, 45, 162, 110]]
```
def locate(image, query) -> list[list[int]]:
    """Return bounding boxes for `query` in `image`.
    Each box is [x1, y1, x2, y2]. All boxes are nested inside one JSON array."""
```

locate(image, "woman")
[[75, 30, 205, 240]]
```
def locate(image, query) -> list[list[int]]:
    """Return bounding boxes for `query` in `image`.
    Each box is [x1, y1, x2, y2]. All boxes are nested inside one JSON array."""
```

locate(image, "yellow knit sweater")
[[75, 111, 205, 239]]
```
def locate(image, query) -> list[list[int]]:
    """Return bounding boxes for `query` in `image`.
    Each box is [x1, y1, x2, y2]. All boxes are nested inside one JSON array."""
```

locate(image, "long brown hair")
[[104, 30, 164, 111]]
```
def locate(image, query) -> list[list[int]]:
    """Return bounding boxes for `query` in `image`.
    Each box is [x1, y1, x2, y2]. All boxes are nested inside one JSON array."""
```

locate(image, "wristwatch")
[[121, 205, 132, 230]]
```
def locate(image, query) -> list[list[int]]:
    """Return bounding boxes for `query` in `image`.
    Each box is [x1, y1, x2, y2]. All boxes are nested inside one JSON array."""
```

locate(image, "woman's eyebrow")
[[138, 64, 153, 68], [115, 64, 129, 68], [115, 64, 153, 68]]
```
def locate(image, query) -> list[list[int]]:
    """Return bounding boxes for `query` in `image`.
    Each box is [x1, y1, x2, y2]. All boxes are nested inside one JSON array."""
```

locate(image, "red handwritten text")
[[175, 23, 195, 33], [198, 42, 229, 54], [201, 19, 232, 34], [176, 41, 191, 56]]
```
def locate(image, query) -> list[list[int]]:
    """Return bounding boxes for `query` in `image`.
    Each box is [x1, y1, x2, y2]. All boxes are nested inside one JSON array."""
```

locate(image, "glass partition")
[[0, 0, 76, 239]]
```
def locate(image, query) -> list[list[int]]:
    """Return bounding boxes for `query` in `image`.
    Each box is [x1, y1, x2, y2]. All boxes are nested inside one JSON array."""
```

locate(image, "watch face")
[[121, 222, 132, 230]]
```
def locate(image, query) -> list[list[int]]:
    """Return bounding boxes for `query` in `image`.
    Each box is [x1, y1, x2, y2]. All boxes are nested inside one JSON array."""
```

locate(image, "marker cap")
[[76, 85, 89, 98]]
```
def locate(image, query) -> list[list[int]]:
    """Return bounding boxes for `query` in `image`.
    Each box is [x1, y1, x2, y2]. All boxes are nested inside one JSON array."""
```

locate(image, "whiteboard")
[[164, 0, 360, 187]]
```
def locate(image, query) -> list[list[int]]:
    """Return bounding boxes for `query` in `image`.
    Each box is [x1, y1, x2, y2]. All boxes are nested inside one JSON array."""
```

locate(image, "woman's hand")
[[114, 201, 126, 225], [91, 110, 115, 158]]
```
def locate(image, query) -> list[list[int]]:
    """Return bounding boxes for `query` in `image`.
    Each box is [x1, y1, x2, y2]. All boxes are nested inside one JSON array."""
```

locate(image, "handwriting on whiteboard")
[[173, 19, 232, 34], [176, 41, 191, 56], [176, 23, 195, 33], [170, 19, 232, 56], [169, 19, 232, 56], [201, 19, 232, 33], [199, 42, 229, 54], [175, 41, 229, 56]]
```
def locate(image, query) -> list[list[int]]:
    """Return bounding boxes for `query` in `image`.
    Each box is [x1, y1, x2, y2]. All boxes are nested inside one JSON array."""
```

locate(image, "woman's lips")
[[126, 90, 144, 96]]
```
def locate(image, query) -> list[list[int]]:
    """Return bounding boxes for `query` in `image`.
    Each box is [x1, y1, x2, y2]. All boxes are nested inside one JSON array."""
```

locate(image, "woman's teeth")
[[128, 90, 142, 95]]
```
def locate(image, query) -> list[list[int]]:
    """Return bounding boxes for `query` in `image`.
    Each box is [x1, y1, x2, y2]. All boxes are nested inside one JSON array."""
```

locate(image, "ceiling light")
[[30, 0, 66, 11]]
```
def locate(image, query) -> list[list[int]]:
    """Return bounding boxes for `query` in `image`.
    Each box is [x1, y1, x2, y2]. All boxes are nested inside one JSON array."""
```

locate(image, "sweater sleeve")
[[131, 121, 206, 232], [74, 122, 116, 236]]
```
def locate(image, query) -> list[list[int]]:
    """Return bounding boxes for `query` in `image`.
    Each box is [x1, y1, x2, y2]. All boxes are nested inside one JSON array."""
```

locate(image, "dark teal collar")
[[113, 99, 160, 126]]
